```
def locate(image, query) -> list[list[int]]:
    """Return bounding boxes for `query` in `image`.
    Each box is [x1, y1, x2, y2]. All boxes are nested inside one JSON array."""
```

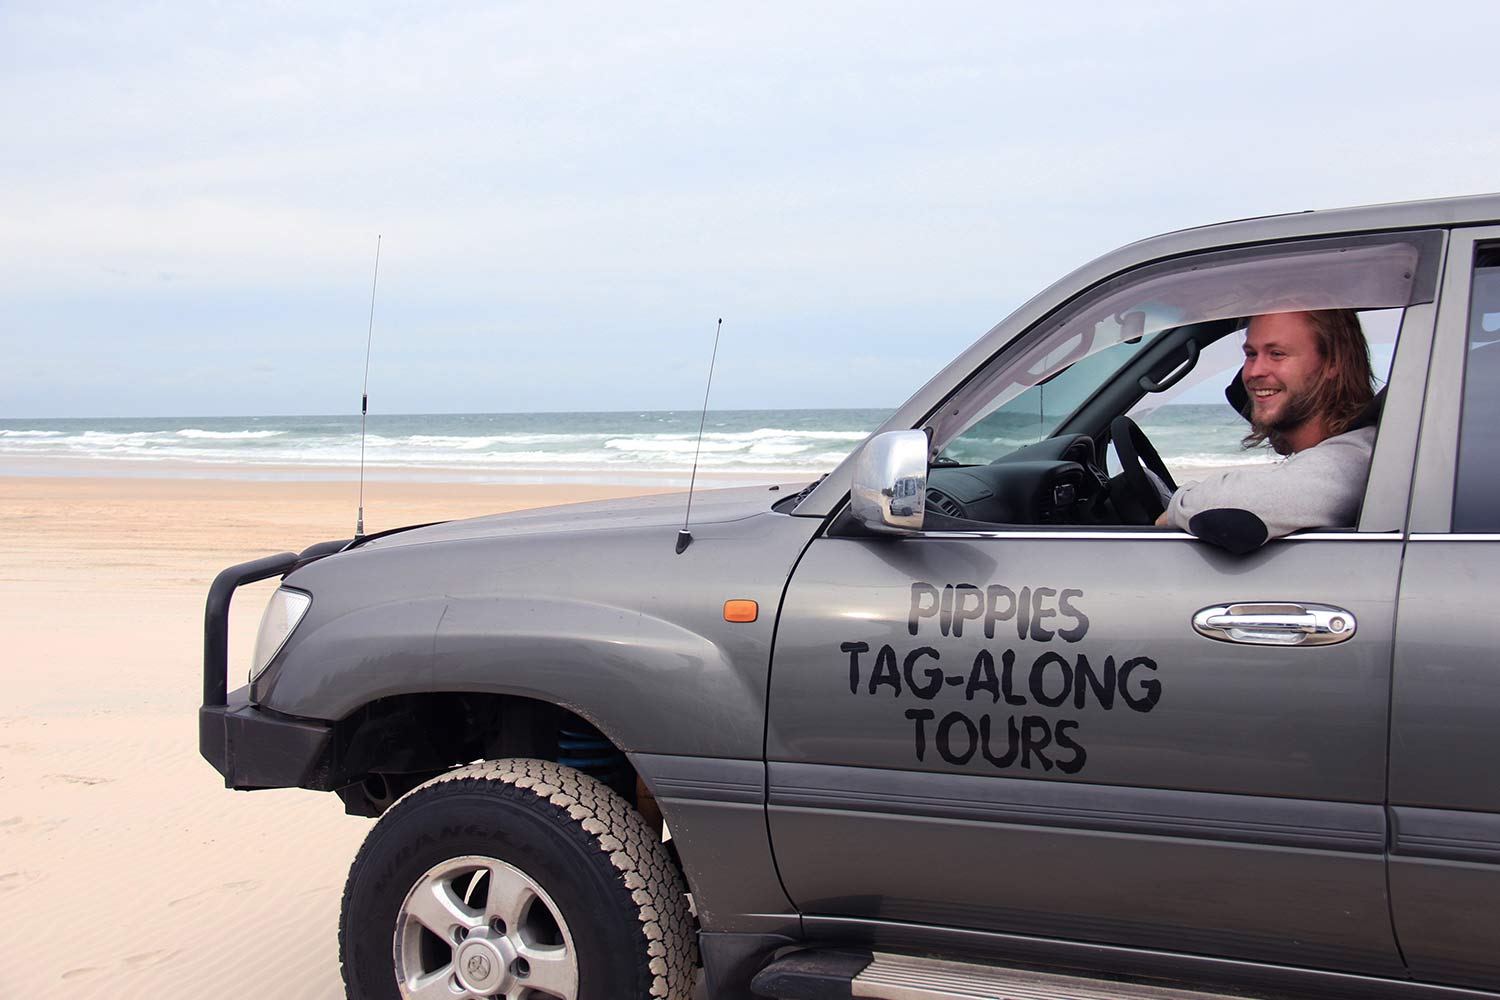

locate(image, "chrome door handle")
[[1192, 603, 1356, 646]]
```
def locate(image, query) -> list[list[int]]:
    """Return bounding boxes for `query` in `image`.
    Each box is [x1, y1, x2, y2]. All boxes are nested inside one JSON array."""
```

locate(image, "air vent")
[[926, 488, 964, 518]]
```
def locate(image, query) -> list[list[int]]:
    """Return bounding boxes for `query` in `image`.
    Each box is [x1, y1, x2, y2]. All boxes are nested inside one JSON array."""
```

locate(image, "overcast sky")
[[2, 1, 1496, 417]]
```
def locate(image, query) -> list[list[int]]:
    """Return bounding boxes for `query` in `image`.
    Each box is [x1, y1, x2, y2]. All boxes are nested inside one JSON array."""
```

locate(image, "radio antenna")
[[355, 234, 382, 540], [676, 317, 722, 555]]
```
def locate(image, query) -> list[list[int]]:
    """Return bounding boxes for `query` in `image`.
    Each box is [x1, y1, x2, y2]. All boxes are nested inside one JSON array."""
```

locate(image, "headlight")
[[250, 588, 312, 683]]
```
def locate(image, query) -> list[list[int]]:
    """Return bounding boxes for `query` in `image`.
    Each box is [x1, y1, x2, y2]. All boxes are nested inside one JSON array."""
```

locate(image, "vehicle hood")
[[355, 483, 799, 550]]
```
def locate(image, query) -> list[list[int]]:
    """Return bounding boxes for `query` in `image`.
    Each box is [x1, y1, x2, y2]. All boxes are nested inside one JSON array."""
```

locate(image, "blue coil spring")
[[558, 723, 629, 793]]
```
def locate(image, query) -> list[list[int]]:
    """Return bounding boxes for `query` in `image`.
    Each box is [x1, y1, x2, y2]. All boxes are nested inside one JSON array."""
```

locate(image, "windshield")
[[940, 333, 1159, 464]]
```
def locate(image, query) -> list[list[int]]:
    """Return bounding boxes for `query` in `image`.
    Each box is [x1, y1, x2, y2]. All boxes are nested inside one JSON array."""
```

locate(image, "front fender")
[[261, 509, 821, 760], [264, 594, 765, 759], [257, 597, 448, 710], [432, 596, 761, 755]]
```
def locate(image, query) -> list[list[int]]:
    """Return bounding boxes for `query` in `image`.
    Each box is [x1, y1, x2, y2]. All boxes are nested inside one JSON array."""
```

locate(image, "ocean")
[[0, 406, 1271, 485]]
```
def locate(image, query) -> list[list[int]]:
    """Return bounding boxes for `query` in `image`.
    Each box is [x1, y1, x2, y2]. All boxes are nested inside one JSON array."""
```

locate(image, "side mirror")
[[850, 430, 929, 534]]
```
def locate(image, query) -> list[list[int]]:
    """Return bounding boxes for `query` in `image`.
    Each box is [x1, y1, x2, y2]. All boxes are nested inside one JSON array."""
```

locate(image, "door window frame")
[[1408, 226, 1500, 537], [913, 232, 1446, 541]]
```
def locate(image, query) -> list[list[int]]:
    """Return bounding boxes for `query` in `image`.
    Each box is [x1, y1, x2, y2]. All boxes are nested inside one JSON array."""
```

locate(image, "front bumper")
[[200, 547, 345, 790], [200, 689, 337, 790]]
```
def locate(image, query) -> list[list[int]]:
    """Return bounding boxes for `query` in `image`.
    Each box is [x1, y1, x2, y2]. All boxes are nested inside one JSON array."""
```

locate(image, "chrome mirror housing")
[[850, 430, 929, 534]]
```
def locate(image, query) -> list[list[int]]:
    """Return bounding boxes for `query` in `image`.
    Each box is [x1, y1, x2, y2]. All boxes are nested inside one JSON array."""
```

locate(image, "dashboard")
[[926, 435, 1113, 526]]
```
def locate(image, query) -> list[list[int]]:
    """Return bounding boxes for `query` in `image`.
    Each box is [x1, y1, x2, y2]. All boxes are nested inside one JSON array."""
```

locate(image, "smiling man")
[[1155, 309, 1378, 552]]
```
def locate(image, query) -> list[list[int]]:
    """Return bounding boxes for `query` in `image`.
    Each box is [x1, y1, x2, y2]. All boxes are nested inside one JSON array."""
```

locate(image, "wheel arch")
[[329, 690, 654, 823]]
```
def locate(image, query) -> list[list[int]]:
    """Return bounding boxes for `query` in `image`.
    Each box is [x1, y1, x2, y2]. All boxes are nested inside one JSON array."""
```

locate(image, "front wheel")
[[339, 758, 698, 1000]]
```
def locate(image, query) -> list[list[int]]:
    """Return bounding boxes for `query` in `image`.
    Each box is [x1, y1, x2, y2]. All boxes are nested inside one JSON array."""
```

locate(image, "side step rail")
[[752, 950, 1252, 1000]]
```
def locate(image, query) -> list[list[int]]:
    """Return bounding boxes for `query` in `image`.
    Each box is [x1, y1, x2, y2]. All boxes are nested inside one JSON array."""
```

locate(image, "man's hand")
[[1154, 511, 1170, 527]]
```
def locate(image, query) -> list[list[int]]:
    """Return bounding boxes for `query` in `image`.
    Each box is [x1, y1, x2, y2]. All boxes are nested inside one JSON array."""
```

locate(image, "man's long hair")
[[1243, 308, 1375, 450]]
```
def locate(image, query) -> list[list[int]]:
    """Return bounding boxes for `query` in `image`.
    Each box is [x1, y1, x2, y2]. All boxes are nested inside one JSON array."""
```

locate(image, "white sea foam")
[[608, 437, 739, 454], [1169, 451, 1278, 469], [402, 434, 511, 450], [78, 431, 163, 442], [403, 433, 614, 449], [175, 428, 285, 440], [603, 430, 861, 456]]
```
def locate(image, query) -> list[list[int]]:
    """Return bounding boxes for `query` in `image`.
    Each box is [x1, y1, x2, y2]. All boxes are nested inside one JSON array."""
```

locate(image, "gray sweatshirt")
[[1163, 425, 1376, 553]]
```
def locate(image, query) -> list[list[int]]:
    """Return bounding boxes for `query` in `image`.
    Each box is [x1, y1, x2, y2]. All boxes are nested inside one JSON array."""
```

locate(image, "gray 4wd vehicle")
[[202, 194, 1500, 1000]]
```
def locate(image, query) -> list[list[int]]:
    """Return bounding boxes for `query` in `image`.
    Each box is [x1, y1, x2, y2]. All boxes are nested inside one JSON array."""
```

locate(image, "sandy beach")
[[0, 474, 667, 1000]]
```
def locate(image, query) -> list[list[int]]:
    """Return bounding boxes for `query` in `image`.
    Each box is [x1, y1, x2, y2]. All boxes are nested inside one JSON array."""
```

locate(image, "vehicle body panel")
[[260, 486, 816, 760], [768, 532, 1405, 975], [1389, 225, 1500, 990], [764, 208, 1467, 980], [629, 753, 798, 936]]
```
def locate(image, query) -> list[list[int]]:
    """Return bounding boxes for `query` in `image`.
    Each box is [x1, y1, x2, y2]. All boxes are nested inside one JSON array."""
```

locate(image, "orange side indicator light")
[[724, 599, 758, 623]]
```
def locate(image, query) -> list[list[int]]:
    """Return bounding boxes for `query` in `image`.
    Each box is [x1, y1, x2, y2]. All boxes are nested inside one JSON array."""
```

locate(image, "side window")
[[930, 236, 1433, 459], [920, 232, 1440, 530], [1453, 245, 1500, 532], [1119, 308, 1403, 480]]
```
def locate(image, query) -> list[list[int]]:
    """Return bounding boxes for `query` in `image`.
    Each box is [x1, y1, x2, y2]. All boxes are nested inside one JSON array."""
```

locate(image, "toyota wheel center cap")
[[455, 938, 511, 993]]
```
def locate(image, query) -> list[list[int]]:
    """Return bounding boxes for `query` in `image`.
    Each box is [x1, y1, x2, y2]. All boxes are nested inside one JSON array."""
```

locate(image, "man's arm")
[[1159, 426, 1375, 553]]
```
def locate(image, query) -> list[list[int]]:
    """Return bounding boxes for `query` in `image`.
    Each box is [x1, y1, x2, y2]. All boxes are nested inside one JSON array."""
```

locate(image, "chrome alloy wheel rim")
[[393, 855, 578, 999]]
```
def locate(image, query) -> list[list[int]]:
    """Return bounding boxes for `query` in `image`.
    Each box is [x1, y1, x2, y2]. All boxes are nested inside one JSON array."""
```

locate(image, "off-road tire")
[[339, 758, 698, 1000]]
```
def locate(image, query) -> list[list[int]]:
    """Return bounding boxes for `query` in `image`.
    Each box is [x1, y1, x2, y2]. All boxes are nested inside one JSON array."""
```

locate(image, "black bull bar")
[[202, 551, 299, 707], [200, 550, 341, 790]]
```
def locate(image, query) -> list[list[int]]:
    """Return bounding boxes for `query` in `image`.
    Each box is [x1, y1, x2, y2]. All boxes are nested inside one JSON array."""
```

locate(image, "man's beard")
[[1249, 386, 1317, 456]]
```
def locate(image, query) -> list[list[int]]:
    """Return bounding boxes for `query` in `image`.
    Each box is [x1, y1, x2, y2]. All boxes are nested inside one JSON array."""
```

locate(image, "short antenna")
[[355, 234, 382, 540], [676, 317, 722, 555]]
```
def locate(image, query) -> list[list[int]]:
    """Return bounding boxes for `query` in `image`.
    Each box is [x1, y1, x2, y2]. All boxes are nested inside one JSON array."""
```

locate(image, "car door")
[[766, 232, 1444, 977], [1389, 228, 1500, 991]]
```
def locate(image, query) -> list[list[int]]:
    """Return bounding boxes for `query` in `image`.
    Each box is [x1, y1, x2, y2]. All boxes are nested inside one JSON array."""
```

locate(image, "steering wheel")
[[1109, 415, 1179, 524]]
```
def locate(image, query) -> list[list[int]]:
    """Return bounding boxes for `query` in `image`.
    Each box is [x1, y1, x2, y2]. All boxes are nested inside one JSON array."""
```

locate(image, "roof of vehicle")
[[795, 192, 1500, 517], [1132, 192, 1500, 247]]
